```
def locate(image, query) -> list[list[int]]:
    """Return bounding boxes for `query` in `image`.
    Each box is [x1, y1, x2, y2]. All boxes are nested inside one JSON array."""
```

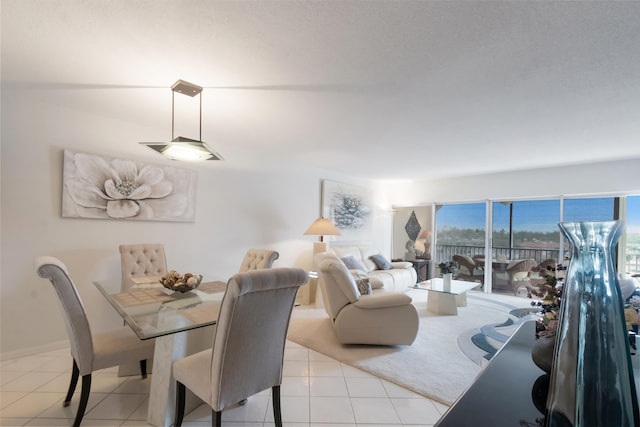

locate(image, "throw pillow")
[[370, 254, 392, 270], [341, 256, 367, 272], [355, 277, 372, 295]]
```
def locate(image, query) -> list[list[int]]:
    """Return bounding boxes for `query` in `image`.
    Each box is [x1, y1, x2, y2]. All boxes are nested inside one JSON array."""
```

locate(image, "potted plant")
[[529, 265, 564, 373], [438, 261, 456, 291]]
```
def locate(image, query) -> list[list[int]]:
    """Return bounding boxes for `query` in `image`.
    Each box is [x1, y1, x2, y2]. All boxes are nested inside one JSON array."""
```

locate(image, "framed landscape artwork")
[[321, 179, 373, 243], [62, 149, 197, 222]]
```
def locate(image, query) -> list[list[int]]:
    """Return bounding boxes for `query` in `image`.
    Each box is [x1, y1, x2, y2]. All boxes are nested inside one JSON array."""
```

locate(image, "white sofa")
[[331, 245, 416, 292]]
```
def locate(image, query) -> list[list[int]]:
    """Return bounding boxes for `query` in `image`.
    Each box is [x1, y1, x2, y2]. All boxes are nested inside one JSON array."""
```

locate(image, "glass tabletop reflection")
[[93, 279, 227, 340]]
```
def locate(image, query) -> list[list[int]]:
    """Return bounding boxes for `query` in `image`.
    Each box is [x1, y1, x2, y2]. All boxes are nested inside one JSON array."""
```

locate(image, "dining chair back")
[[119, 243, 167, 291], [35, 256, 155, 427], [237, 248, 279, 272], [172, 267, 308, 427]]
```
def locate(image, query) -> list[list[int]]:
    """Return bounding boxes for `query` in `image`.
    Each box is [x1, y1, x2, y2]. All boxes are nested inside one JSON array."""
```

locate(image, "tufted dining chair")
[[119, 244, 167, 291], [172, 268, 308, 427], [35, 256, 155, 427], [237, 248, 279, 272]]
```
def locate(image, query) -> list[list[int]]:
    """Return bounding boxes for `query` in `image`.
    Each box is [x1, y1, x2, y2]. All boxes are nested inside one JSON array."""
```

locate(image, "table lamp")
[[304, 217, 341, 255], [419, 230, 432, 257]]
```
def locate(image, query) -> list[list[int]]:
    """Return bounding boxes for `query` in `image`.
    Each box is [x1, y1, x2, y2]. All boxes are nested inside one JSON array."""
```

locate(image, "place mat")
[[181, 304, 220, 324], [113, 288, 175, 307], [198, 281, 227, 294], [130, 274, 163, 285]]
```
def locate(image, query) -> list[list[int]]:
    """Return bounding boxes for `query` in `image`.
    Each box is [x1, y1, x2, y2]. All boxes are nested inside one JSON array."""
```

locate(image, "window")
[[435, 203, 486, 264], [492, 200, 560, 263], [625, 195, 640, 275]]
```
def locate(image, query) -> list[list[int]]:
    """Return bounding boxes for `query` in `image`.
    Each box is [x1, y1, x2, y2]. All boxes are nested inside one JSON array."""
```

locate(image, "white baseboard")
[[1, 339, 69, 362]]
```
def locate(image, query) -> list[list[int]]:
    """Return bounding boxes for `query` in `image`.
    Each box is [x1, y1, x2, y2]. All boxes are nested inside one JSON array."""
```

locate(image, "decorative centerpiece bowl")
[[160, 270, 203, 293]]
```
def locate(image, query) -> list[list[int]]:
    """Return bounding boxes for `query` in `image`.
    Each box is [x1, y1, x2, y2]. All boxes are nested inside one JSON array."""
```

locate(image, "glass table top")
[[93, 279, 227, 340], [412, 278, 481, 295]]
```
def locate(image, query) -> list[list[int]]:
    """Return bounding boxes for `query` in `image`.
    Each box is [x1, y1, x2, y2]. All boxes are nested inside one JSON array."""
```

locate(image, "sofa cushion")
[[370, 254, 392, 270], [341, 256, 366, 272], [355, 277, 372, 295]]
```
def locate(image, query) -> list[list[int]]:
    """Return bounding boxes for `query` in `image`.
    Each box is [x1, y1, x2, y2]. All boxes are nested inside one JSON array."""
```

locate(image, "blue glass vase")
[[545, 221, 639, 426]]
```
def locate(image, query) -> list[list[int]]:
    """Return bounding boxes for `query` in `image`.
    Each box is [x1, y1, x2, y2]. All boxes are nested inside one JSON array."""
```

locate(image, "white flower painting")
[[62, 150, 197, 222]]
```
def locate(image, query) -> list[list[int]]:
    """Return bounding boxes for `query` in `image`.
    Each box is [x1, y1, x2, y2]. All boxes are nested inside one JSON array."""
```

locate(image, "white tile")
[[37, 392, 108, 419], [0, 417, 30, 426], [281, 376, 310, 396], [126, 397, 148, 420], [221, 395, 269, 423], [381, 380, 425, 398], [84, 393, 147, 420], [34, 372, 73, 393], [0, 391, 27, 409], [340, 364, 374, 378], [25, 418, 121, 426], [31, 356, 72, 373], [0, 372, 26, 386], [0, 356, 58, 373], [265, 395, 309, 423], [350, 397, 401, 424], [309, 396, 355, 423], [0, 392, 64, 418], [282, 360, 309, 377], [308, 360, 343, 377], [183, 403, 213, 423], [432, 400, 450, 415], [85, 373, 129, 394], [2, 372, 60, 392], [391, 397, 442, 425], [309, 377, 348, 397], [308, 350, 334, 362], [345, 377, 387, 398], [112, 376, 152, 394], [284, 347, 309, 361], [309, 424, 356, 427]]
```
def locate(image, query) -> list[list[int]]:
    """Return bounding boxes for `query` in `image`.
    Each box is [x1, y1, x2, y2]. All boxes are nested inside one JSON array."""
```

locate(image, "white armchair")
[[316, 252, 419, 345]]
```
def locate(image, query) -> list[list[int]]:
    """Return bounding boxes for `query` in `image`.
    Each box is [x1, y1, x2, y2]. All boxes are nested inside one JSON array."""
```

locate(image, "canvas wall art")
[[321, 179, 373, 242], [62, 150, 197, 222]]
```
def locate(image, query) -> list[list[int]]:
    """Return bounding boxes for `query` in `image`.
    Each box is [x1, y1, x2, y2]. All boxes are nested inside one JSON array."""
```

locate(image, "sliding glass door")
[[434, 203, 485, 275]]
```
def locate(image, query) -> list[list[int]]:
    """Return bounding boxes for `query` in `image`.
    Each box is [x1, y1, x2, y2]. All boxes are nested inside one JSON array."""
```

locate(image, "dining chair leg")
[[139, 359, 147, 379], [174, 381, 186, 427], [272, 385, 282, 427], [212, 409, 222, 427], [72, 374, 92, 427], [63, 360, 80, 407]]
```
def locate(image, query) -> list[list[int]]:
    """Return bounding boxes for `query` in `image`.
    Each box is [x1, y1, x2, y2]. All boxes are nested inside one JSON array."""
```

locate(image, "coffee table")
[[412, 278, 480, 315]]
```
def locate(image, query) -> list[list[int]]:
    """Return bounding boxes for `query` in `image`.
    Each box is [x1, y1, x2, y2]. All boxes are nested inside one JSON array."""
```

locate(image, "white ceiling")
[[2, 0, 640, 181]]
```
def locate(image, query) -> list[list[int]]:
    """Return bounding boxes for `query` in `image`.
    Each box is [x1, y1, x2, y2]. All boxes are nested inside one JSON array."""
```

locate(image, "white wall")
[[0, 88, 382, 357], [383, 159, 640, 206]]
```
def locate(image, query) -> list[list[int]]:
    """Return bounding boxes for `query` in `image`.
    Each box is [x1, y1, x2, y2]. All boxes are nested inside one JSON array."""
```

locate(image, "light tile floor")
[[0, 341, 449, 426]]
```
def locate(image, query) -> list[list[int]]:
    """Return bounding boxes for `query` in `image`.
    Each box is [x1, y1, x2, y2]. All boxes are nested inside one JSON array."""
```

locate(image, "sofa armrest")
[[353, 293, 412, 309], [390, 261, 413, 269]]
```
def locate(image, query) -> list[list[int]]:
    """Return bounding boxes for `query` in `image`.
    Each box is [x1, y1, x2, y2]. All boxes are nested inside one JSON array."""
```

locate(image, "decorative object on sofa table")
[[545, 221, 639, 427], [160, 270, 203, 293]]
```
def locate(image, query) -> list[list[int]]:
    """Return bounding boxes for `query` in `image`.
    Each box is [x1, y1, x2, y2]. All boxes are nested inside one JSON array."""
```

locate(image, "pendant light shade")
[[140, 80, 223, 162]]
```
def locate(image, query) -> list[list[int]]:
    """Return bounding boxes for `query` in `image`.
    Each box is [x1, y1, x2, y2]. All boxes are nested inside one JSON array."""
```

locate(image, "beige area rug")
[[287, 289, 534, 405]]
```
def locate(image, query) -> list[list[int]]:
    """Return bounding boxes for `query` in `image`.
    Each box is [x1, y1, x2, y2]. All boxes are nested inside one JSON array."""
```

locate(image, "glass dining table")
[[93, 278, 228, 426]]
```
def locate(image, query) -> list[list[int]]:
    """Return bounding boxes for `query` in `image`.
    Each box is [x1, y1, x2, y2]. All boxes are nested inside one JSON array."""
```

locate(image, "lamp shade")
[[419, 230, 432, 240], [304, 217, 341, 239]]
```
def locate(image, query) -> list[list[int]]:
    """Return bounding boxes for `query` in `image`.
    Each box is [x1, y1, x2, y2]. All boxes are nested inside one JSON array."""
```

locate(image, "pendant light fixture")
[[140, 79, 223, 162]]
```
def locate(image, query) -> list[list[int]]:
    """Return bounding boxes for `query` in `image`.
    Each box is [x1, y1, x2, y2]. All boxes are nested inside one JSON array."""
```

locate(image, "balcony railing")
[[436, 244, 640, 275]]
